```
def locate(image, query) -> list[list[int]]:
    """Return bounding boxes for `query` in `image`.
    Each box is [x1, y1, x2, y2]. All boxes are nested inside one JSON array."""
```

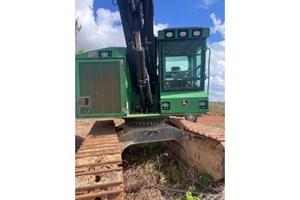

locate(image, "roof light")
[[193, 30, 201, 37], [165, 31, 174, 38], [179, 31, 187, 37]]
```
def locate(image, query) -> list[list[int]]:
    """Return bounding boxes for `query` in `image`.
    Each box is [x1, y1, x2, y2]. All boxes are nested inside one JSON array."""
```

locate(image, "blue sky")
[[75, 0, 224, 101], [93, 0, 224, 42]]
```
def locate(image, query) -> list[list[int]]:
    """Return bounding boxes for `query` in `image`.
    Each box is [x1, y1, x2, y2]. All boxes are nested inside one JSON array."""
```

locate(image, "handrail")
[[206, 47, 211, 95]]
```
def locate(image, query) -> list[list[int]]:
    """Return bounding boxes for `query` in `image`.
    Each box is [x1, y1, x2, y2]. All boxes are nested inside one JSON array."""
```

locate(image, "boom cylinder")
[[118, 0, 155, 113], [134, 48, 153, 112]]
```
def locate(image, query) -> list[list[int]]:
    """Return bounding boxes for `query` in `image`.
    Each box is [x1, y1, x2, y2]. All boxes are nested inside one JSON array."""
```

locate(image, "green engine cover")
[[75, 53, 127, 118]]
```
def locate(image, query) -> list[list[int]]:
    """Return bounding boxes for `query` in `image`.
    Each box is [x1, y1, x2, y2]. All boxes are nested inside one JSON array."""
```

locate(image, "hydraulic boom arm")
[[117, 0, 156, 113]]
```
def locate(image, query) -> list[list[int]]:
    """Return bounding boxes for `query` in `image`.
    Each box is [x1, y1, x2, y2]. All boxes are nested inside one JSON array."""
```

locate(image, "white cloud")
[[154, 23, 169, 36], [207, 40, 225, 102], [75, 0, 125, 51], [75, 0, 168, 51], [208, 40, 225, 79], [210, 13, 225, 38], [196, 0, 216, 9], [206, 13, 225, 102]]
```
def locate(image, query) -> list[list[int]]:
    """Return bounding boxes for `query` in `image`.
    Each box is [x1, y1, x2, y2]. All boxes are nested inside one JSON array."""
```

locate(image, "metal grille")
[[79, 61, 121, 114], [161, 102, 170, 110], [199, 100, 208, 110]]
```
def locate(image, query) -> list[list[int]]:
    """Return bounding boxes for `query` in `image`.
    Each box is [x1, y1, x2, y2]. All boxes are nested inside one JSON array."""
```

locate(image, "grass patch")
[[209, 102, 225, 115], [122, 143, 224, 200]]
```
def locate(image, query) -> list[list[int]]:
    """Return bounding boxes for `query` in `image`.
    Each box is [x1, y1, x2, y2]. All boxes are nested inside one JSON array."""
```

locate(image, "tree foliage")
[[75, 18, 82, 38], [75, 18, 84, 53]]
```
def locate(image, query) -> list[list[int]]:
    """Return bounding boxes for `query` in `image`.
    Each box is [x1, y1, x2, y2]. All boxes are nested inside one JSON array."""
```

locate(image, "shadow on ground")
[[75, 135, 84, 152]]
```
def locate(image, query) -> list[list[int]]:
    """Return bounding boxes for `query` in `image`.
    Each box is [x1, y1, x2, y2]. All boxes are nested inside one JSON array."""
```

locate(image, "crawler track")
[[75, 120, 124, 200], [166, 116, 225, 181], [167, 116, 224, 146]]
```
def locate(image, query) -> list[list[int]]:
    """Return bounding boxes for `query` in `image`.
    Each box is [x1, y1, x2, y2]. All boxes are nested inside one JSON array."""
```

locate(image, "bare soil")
[[198, 113, 225, 130]]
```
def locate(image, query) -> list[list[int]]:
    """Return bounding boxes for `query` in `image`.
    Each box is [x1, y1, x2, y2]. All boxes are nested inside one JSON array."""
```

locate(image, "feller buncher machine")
[[75, 0, 225, 199]]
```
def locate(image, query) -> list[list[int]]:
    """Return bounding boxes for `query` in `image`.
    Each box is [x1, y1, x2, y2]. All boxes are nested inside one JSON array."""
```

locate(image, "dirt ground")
[[198, 113, 225, 130]]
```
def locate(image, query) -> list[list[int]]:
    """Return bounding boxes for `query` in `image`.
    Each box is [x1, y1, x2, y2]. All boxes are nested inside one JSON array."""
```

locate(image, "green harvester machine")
[[75, 1, 224, 199], [76, 27, 210, 121]]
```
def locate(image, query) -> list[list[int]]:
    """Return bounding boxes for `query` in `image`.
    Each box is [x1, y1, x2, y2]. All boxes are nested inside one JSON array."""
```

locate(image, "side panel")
[[160, 91, 208, 115], [76, 58, 126, 118]]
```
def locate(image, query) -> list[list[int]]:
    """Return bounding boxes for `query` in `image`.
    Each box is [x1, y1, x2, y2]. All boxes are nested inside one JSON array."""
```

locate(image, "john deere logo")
[[181, 100, 188, 106]]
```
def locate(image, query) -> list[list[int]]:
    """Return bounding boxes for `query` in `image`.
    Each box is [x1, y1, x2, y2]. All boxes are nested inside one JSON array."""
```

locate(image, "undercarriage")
[[75, 117, 224, 200]]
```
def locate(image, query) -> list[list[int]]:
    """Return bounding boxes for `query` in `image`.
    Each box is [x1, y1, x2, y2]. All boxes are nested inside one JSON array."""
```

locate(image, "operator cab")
[[159, 30, 207, 91], [158, 27, 210, 116]]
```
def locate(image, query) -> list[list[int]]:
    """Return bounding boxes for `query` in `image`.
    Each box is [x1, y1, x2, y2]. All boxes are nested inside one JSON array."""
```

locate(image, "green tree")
[[75, 18, 82, 38], [75, 18, 84, 54]]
